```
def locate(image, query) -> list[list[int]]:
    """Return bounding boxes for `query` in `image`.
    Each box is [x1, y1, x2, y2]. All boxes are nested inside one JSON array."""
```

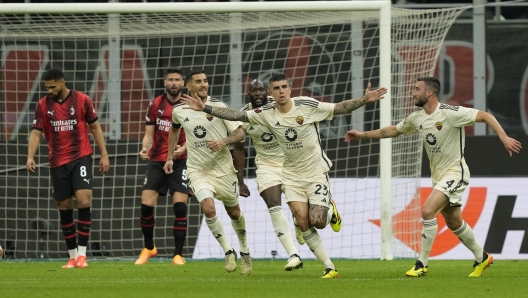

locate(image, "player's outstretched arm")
[[344, 125, 401, 143], [476, 111, 522, 156], [26, 129, 42, 173], [89, 121, 110, 174], [164, 126, 181, 174], [334, 83, 388, 115], [140, 125, 155, 160], [206, 126, 245, 153], [233, 140, 250, 197], [181, 94, 249, 122]]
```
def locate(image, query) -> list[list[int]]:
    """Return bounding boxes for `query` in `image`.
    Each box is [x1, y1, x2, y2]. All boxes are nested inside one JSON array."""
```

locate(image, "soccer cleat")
[[240, 252, 252, 276], [62, 258, 77, 269], [172, 254, 186, 265], [469, 251, 493, 277], [135, 246, 158, 265], [321, 268, 339, 279], [406, 260, 428, 277], [224, 249, 237, 273], [76, 256, 88, 268], [284, 254, 303, 271], [293, 216, 305, 245], [329, 199, 342, 232]]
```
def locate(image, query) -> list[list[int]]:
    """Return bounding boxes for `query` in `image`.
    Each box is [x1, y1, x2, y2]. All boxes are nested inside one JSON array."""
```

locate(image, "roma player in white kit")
[[344, 77, 522, 278], [182, 73, 387, 278], [233, 80, 303, 271], [163, 70, 252, 275]]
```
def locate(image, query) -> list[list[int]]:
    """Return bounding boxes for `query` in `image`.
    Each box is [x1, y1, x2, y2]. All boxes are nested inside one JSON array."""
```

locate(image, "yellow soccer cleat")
[[135, 246, 158, 265], [406, 260, 428, 277], [329, 200, 342, 232], [321, 268, 339, 279], [240, 252, 252, 276], [469, 252, 493, 277], [224, 249, 237, 273], [62, 258, 77, 269], [172, 254, 186, 265]]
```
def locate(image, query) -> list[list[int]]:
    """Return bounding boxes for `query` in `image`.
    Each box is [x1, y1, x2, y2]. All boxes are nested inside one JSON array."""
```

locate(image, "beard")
[[414, 96, 428, 107], [249, 95, 267, 108], [166, 87, 181, 97], [49, 88, 63, 100]]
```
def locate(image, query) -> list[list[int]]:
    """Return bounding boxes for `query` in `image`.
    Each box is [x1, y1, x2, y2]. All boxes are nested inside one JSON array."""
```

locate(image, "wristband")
[[203, 105, 213, 114]]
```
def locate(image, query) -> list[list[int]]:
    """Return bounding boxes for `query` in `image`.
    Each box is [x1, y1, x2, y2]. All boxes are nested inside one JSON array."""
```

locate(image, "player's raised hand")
[[172, 145, 186, 159], [99, 155, 110, 174], [364, 83, 387, 103], [239, 183, 250, 197], [206, 139, 225, 152], [26, 158, 36, 173], [344, 130, 364, 143], [502, 137, 522, 157], [163, 160, 174, 175], [182, 93, 205, 111], [139, 148, 150, 160]]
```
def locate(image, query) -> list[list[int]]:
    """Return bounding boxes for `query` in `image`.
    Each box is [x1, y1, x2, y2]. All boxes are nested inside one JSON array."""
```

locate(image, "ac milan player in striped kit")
[[26, 68, 110, 269], [135, 67, 192, 265]]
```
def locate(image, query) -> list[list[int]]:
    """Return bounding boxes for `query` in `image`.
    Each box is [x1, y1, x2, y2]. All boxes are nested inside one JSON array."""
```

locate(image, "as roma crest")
[[296, 115, 304, 125], [435, 121, 443, 131], [206, 114, 214, 121]]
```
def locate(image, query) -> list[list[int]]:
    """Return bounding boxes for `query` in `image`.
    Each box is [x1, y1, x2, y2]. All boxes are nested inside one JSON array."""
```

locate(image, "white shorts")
[[281, 172, 332, 207], [188, 171, 239, 207], [255, 165, 282, 194], [433, 172, 468, 207]]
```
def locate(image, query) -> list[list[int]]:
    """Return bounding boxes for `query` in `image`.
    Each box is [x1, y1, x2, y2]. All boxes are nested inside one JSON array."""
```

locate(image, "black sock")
[[59, 209, 77, 250], [140, 204, 155, 250], [77, 207, 91, 247], [173, 202, 187, 256]]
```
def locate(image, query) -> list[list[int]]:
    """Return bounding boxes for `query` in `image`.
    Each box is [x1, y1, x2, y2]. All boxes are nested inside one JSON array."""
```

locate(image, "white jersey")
[[241, 99, 283, 170], [246, 96, 334, 179], [396, 103, 479, 182], [172, 96, 240, 177]]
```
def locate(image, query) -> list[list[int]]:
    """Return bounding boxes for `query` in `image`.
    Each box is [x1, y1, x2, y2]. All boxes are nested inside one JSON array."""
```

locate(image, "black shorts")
[[49, 155, 93, 201], [142, 159, 192, 196]]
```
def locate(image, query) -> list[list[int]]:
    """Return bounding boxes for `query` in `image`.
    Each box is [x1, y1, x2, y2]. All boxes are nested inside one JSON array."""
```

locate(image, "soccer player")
[[26, 68, 110, 269], [182, 73, 387, 278], [135, 67, 192, 266], [344, 77, 522, 277], [233, 79, 303, 271], [163, 69, 252, 275]]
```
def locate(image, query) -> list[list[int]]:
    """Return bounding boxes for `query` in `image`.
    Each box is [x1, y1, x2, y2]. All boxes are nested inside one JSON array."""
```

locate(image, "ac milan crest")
[[70, 105, 75, 115]]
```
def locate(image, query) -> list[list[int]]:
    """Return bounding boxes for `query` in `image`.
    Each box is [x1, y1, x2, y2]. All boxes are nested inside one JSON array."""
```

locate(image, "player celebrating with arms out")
[[135, 67, 192, 266], [163, 69, 252, 275], [26, 68, 110, 269], [182, 73, 387, 278], [344, 77, 522, 277], [233, 79, 303, 271]]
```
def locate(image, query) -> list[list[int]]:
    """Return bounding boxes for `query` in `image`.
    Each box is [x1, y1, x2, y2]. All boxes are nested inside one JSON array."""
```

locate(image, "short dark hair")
[[417, 76, 440, 96], [165, 67, 183, 78], [268, 73, 290, 86], [185, 69, 206, 85], [43, 68, 64, 81]]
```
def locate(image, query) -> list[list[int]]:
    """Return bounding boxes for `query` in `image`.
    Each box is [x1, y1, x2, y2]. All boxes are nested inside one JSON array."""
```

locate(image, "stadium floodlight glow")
[[0, 1, 464, 260]]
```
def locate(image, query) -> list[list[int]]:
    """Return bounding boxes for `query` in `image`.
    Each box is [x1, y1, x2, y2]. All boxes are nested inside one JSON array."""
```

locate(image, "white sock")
[[452, 221, 484, 262], [77, 246, 87, 257], [268, 206, 298, 256], [206, 216, 232, 254], [302, 228, 334, 269], [68, 248, 77, 260], [418, 218, 438, 266], [231, 213, 249, 254]]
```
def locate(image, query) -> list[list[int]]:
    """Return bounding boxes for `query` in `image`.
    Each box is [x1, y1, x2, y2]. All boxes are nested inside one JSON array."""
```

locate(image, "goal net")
[[0, 2, 464, 260]]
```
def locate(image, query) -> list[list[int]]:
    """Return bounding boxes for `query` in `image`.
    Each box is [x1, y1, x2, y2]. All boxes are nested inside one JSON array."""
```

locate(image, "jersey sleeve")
[[32, 99, 45, 131], [447, 106, 479, 127], [171, 106, 181, 128], [311, 101, 335, 121], [145, 101, 156, 125], [247, 109, 268, 127], [396, 113, 418, 134], [84, 95, 98, 124]]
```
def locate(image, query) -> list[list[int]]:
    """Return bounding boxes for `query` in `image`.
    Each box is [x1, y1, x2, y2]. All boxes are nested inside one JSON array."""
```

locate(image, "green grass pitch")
[[0, 259, 526, 298]]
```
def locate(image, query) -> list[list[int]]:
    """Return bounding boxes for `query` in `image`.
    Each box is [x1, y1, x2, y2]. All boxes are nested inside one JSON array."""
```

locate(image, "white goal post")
[[0, 1, 464, 261]]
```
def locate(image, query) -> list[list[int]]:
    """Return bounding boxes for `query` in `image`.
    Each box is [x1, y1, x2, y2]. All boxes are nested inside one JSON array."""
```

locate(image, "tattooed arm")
[[344, 126, 402, 142], [206, 126, 246, 153], [204, 105, 250, 122], [333, 96, 368, 115]]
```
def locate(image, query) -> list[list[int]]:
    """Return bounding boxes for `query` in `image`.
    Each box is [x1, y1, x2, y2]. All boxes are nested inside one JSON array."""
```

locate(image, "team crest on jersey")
[[296, 115, 304, 125], [206, 114, 214, 121], [70, 105, 75, 115], [435, 121, 443, 131]]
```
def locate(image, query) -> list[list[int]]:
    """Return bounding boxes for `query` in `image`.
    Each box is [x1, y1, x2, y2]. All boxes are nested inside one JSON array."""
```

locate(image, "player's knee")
[[421, 207, 436, 220], [173, 202, 187, 218], [226, 208, 241, 220]]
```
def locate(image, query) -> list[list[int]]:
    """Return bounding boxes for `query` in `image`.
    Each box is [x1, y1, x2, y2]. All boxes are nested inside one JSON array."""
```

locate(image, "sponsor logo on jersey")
[[425, 133, 437, 146], [184, 117, 189, 122], [194, 125, 207, 138], [206, 114, 214, 121], [260, 132, 274, 143], [158, 109, 164, 115], [296, 115, 304, 125], [435, 121, 443, 131], [285, 128, 298, 141], [47, 110, 54, 116]]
